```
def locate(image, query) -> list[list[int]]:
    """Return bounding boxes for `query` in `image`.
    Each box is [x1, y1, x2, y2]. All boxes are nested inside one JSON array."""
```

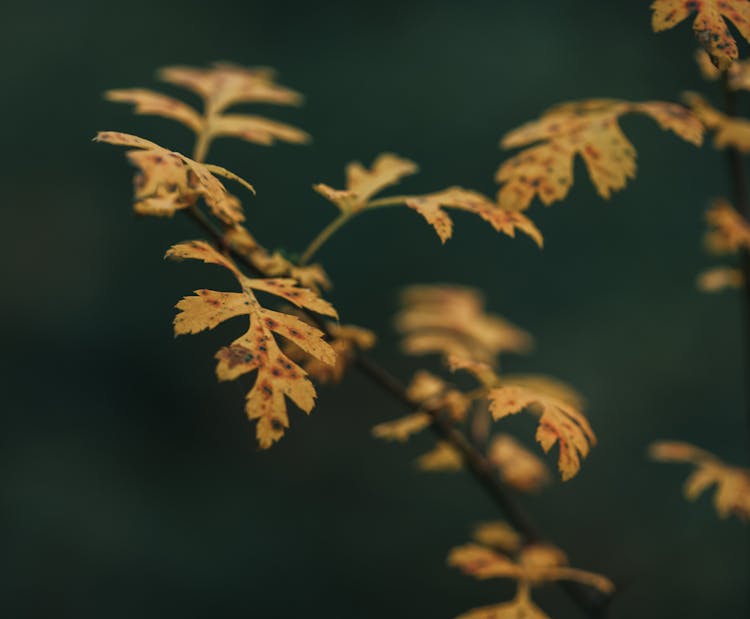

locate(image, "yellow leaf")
[[372, 412, 432, 442], [105, 89, 203, 133], [650, 440, 750, 520], [159, 62, 303, 112], [455, 596, 549, 619], [210, 114, 311, 146], [694, 49, 750, 90], [704, 198, 750, 253], [488, 385, 596, 481], [684, 92, 750, 152], [314, 153, 419, 213], [396, 285, 532, 365], [488, 434, 550, 492], [497, 99, 703, 210], [95, 131, 252, 224], [448, 544, 522, 580], [471, 521, 522, 553], [166, 241, 338, 448], [696, 265, 744, 291], [651, 0, 750, 70], [416, 441, 463, 471], [372, 370, 469, 441], [285, 320, 375, 384], [405, 187, 543, 246]]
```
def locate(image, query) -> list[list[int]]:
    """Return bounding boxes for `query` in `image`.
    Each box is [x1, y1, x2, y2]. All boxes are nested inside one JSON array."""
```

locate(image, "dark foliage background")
[[2, 1, 749, 617]]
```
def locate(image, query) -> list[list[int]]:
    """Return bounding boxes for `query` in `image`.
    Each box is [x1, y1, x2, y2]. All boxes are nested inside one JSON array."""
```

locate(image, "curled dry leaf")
[[488, 434, 551, 492], [704, 198, 750, 254], [694, 49, 750, 91], [684, 92, 750, 152], [651, 0, 750, 70], [166, 240, 338, 448], [396, 285, 532, 365], [416, 441, 464, 471], [372, 370, 470, 442], [95, 131, 253, 224], [649, 440, 750, 519], [696, 265, 744, 291], [497, 99, 703, 210], [105, 89, 203, 132]]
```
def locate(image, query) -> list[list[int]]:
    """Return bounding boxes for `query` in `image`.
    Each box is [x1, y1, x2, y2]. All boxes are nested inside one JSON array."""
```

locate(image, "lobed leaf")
[[167, 241, 338, 448], [651, 0, 750, 70], [497, 99, 703, 210], [684, 92, 750, 152]]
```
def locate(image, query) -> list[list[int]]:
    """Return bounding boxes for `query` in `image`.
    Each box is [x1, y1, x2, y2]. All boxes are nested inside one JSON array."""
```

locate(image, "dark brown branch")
[[182, 207, 613, 618]]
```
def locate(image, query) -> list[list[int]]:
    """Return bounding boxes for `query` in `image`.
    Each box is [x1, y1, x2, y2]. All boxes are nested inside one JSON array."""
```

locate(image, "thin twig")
[[180, 206, 612, 618]]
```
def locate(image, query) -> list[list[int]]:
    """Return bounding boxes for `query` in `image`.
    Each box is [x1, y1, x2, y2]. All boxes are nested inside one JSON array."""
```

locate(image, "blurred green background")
[[2, 0, 749, 617]]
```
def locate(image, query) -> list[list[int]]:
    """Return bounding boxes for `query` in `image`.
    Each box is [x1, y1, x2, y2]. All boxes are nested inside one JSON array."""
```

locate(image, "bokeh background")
[[3, 1, 749, 617]]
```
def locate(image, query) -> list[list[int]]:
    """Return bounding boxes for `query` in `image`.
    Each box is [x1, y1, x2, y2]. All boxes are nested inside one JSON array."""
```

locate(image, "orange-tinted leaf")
[[416, 441, 463, 471], [396, 285, 532, 365], [372, 412, 432, 442], [497, 100, 703, 210], [166, 240, 338, 448], [455, 596, 549, 619], [488, 385, 596, 481], [488, 434, 550, 492], [405, 187, 543, 246], [105, 88, 203, 132], [159, 62, 303, 112], [210, 114, 311, 146], [651, 0, 750, 70], [650, 440, 750, 519], [95, 131, 252, 224], [704, 198, 750, 253], [695, 49, 750, 90], [448, 544, 522, 580], [684, 92, 750, 152], [314, 153, 418, 213], [696, 265, 744, 291], [471, 521, 522, 553]]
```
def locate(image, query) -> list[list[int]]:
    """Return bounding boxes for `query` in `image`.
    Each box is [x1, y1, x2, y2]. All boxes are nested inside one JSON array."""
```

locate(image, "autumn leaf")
[[105, 89, 203, 132], [166, 240, 338, 448], [372, 370, 469, 442], [695, 48, 750, 90], [285, 320, 376, 384], [703, 198, 750, 253], [448, 535, 614, 619], [313, 155, 544, 245], [160, 62, 303, 112], [497, 99, 703, 210], [684, 92, 750, 152], [416, 441, 464, 471], [106, 63, 309, 153], [95, 131, 253, 224], [488, 434, 550, 492], [488, 384, 596, 481], [651, 0, 750, 70], [649, 440, 750, 519], [405, 188, 543, 247], [697, 265, 744, 290], [471, 522, 522, 554], [396, 285, 532, 365]]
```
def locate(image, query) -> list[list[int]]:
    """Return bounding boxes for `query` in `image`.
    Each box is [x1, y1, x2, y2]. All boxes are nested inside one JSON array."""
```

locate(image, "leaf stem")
[[299, 211, 353, 265], [299, 197, 409, 265]]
